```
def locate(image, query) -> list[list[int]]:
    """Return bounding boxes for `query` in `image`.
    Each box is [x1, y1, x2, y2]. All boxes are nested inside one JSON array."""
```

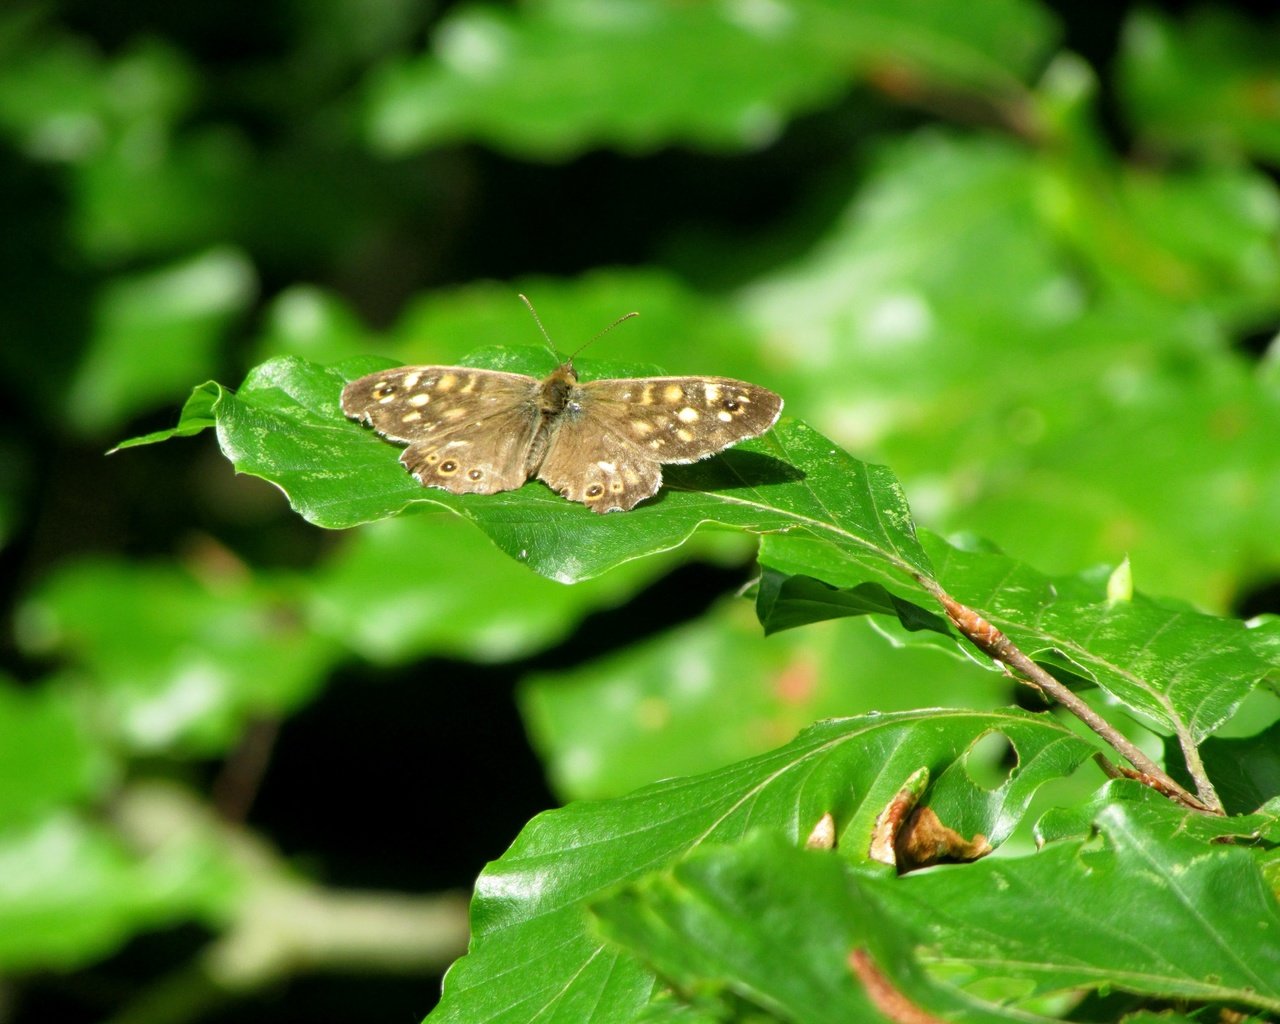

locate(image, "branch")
[[921, 582, 1222, 815]]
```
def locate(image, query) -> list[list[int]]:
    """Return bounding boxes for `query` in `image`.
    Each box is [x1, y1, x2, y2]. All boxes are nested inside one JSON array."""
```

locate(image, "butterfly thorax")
[[537, 362, 580, 417]]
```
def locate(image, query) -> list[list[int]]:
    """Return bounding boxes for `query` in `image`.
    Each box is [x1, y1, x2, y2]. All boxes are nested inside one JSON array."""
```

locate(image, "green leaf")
[[69, 248, 256, 434], [254, 284, 376, 367], [754, 567, 950, 638], [308, 512, 703, 664], [119, 352, 931, 585], [426, 709, 1091, 1023], [0, 28, 195, 159], [109, 378, 220, 451], [1119, 8, 1280, 164], [878, 803, 1280, 1012], [592, 834, 1024, 1024], [0, 679, 106, 827], [923, 534, 1280, 744], [1163, 720, 1280, 816], [0, 811, 237, 971], [364, 0, 1056, 157], [18, 561, 336, 754], [1033, 777, 1280, 848], [739, 132, 1280, 608], [761, 531, 1280, 746], [521, 602, 1011, 801]]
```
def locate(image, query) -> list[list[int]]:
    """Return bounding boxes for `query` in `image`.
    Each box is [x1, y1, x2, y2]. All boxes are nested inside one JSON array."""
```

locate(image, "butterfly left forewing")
[[340, 366, 539, 445], [341, 365, 543, 494], [536, 375, 783, 512]]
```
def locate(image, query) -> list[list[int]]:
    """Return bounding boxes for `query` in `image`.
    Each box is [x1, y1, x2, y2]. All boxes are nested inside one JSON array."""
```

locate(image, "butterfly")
[[340, 301, 783, 513]]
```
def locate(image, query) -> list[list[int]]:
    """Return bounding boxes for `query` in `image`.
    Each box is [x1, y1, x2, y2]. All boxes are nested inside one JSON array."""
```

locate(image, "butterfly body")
[[341, 360, 782, 512]]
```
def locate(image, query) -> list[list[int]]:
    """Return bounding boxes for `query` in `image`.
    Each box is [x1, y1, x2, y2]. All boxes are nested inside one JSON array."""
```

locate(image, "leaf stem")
[[921, 580, 1221, 815], [1177, 729, 1225, 813]]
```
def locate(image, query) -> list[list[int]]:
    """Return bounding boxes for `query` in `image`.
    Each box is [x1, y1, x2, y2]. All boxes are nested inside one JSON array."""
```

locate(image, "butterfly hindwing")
[[535, 416, 663, 512]]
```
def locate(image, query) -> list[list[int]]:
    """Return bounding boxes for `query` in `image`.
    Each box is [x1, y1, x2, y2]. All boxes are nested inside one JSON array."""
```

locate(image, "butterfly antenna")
[[519, 294, 640, 364], [518, 294, 559, 360], [566, 309, 640, 364]]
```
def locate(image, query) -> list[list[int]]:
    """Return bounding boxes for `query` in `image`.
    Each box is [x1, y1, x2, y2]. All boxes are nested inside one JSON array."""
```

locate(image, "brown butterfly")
[[340, 300, 783, 513]]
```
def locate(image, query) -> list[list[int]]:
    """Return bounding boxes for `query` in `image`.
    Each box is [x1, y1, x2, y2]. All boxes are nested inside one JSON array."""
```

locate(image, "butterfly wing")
[[341, 366, 542, 494], [535, 376, 783, 512]]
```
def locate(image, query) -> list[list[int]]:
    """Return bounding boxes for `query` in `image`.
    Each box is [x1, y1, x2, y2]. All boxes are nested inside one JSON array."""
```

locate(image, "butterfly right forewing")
[[341, 366, 543, 495]]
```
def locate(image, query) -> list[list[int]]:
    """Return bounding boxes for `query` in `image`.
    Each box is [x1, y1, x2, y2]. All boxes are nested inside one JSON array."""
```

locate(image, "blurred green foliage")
[[1, 0, 1278, 1022]]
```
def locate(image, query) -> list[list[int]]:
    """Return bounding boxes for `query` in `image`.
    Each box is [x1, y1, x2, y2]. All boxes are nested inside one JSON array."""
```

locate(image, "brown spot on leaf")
[[805, 812, 836, 850], [895, 807, 991, 871]]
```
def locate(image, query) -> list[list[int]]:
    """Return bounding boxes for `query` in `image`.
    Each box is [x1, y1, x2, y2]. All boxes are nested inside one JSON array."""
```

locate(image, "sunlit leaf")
[[760, 531, 1280, 746], [18, 561, 336, 754], [365, 0, 1057, 158], [1035, 778, 1280, 852], [1162, 719, 1280, 816], [879, 802, 1280, 1011], [0, 812, 237, 971], [521, 601, 1010, 801], [309, 513, 706, 664], [0, 679, 106, 827], [593, 834, 1028, 1024], [427, 710, 1091, 1023], [1119, 7, 1280, 164], [69, 248, 256, 434], [739, 132, 1280, 608], [118, 352, 930, 586]]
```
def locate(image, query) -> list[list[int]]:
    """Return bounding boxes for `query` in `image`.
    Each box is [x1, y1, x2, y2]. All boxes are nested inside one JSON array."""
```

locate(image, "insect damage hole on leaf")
[[340, 296, 783, 513], [963, 729, 1017, 791]]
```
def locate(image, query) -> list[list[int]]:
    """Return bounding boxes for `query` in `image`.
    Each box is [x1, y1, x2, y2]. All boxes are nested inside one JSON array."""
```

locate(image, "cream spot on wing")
[[630, 420, 654, 436], [648, 439, 664, 449], [596, 460, 617, 473], [677, 407, 699, 423], [403, 371, 421, 388], [401, 411, 422, 423], [704, 383, 721, 402], [640, 385, 654, 405], [717, 410, 733, 422], [459, 376, 477, 393], [409, 393, 431, 407], [663, 384, 683, 402], [437, 373, 457, 391], [676, 427, 694, 442], [443, 407, 467, 420]]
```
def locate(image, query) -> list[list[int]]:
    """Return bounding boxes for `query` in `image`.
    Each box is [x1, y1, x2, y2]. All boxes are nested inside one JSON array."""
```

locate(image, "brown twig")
[[920, 580, 1221, 815]]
